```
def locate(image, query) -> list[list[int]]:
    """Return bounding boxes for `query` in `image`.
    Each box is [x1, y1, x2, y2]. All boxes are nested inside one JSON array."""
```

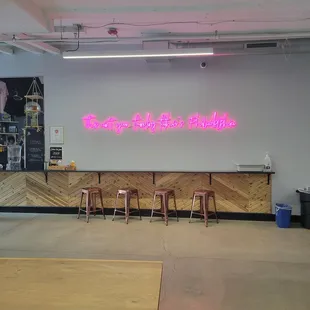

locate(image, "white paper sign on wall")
[[50, 126, 64, 144]]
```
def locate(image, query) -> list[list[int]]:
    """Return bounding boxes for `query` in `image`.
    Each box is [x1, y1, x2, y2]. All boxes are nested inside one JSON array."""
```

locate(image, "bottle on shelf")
[[264, 152, 272, 172]]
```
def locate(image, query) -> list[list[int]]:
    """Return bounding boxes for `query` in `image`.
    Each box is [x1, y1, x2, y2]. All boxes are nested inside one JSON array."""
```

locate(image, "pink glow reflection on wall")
[[82, 112, 237, 134]]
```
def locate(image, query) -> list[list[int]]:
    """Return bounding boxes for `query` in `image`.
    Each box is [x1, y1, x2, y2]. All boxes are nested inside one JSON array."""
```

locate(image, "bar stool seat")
[[150, 188, 178, 226], [112, 188, 141, 224], [154, 188, 174, 195], [189, 189, 219, 227], [78, 187, 105, 223]]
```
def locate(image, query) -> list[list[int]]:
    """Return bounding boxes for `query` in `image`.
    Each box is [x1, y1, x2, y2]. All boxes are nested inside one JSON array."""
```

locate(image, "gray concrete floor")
[[0, 213, 310, 310]]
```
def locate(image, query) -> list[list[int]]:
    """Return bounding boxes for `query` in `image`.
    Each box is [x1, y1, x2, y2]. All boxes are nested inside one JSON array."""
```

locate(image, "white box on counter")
[[234, 164, 265, 172]]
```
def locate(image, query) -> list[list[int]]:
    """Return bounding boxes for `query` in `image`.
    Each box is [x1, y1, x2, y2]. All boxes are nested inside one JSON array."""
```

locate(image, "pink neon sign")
[[82, 112, 237, 134]]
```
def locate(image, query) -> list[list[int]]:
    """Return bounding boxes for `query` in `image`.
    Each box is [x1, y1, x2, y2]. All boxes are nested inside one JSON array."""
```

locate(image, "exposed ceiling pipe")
[[213, 49, 310, 57], [173, 39, 310, 48], [61, 40, 310, 57], [3, 31, 310, 45]]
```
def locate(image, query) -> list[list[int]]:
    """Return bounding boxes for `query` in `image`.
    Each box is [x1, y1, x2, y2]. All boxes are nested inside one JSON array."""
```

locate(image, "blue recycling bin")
[[275, 204, 292, 228]]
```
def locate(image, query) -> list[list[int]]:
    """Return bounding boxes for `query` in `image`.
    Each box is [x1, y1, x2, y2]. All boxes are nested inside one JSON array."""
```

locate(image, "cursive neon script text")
[[82, 112, 237, 134]]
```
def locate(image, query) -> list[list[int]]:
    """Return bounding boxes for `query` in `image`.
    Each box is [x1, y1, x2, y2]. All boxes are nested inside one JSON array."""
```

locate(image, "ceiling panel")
[[33, 0, 310, 34], [32, 0, 309, 12], [1, 0, 310, 53], [0, 0, 50, 33]]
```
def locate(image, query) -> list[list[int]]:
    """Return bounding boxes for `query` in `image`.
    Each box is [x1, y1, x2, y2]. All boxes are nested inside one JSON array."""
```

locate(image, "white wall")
[[0, 52, 309, 214]]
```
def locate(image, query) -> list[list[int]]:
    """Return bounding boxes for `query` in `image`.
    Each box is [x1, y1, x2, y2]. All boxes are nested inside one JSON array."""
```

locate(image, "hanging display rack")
[[24, 77, 44, 131]]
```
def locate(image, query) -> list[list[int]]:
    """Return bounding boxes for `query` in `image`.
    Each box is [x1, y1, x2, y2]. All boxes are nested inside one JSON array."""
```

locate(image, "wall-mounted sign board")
[[50, 147, 62, 160]]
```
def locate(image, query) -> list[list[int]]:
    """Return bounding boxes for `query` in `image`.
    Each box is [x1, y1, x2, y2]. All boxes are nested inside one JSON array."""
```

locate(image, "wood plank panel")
[[26, 172, 69, 207], [68, 172, 97, 207], [248, 174, 272, 213], [0, 172, 272, 213], [99, 172, 155, 209], [155, 173, 203, 210], [0, 172, 26, 206], [204, 174, 250, 212]]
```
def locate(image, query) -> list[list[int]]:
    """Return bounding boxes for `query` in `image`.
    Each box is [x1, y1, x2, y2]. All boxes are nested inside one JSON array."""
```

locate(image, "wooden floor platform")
[[0, 258, 163, 310]]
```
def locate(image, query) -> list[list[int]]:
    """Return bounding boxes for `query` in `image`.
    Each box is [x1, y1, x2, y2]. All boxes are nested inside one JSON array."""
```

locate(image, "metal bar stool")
[[150, 189, 178, 226], [189, 190, 219, 227], [112, 188, 142, 224], [78, 187, 105, 223]]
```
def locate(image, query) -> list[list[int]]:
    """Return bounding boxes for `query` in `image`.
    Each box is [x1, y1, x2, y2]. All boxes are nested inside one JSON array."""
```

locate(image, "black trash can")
[[299, 192, 310, 229]]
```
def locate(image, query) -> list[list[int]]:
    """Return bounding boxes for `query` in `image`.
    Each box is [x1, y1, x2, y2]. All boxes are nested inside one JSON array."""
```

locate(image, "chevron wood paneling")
[[0, 172, 26, 206], [99, 172, 155, 209], [248, 174, 272, 213], [205, 174, 250, 212], [26, 172, 69, 207], [155, 173, 203, 210], [0, 172, 272, 213], [68, 172, 97, 207]]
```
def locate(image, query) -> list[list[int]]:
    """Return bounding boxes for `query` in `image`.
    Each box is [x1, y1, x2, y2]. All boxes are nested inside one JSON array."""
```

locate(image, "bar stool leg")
[[78, 192, 83, 219], [112, 192, 120, 221], [136, 192, 142, 220], [99, 190, 106, 219], [189, 194, 196, 223], [203, 194, 208, 227], [164, 194, 168, 226], [160, 196, 164, 219], [212, 195, 219, 224], [92, 193, 96, 216], [173, 193, 179, 222], [86, 193, 90, 223], [125, 194, 129, 224], [150, 193, 156, 223], [200, 197, 204, 220]]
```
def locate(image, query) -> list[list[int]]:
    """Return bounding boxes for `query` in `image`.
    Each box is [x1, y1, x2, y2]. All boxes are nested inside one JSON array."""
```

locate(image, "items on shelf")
[[0, 112, 11, 122], [48, 160, 77, 171], [0, 113, 20, 161], [234, 162, 265, 172], [264, 152, 272, 172], [6, 145, 22, 171]]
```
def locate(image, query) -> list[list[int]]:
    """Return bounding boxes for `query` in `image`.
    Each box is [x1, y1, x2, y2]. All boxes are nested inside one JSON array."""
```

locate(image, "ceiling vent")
[[245, 42, 278, 49]]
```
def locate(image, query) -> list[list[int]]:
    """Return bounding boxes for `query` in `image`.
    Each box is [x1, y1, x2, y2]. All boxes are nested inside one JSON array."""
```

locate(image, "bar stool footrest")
[[113, 209, 141, 215], [79, 207, 104, 214], [151, 210, 177, 215]]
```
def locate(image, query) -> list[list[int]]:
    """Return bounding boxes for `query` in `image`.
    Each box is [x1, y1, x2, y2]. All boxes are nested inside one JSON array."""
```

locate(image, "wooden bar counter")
[[0, 171, 274, 213]]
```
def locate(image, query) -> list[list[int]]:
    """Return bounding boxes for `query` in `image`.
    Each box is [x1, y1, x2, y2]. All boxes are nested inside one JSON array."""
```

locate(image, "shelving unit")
[[24, 110, 43, 130], [0, 121, 19, 136]]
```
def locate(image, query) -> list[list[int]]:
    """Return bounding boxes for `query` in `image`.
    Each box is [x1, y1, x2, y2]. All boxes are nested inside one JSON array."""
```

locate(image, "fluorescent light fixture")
[[62, 48, 214, 59]]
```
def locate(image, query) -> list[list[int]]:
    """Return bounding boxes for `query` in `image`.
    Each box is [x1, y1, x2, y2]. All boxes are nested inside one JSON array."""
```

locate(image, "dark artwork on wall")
[[0, 77, 44, 117]]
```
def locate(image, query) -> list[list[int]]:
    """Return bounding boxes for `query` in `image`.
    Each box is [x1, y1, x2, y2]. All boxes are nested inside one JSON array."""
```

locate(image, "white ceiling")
[[1, 0, 310, 55], [0, 0, 50, 33]]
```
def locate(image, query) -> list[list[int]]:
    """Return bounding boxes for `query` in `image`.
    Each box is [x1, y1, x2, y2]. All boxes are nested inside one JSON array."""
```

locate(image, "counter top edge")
[[0, 170, 276, 174]]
